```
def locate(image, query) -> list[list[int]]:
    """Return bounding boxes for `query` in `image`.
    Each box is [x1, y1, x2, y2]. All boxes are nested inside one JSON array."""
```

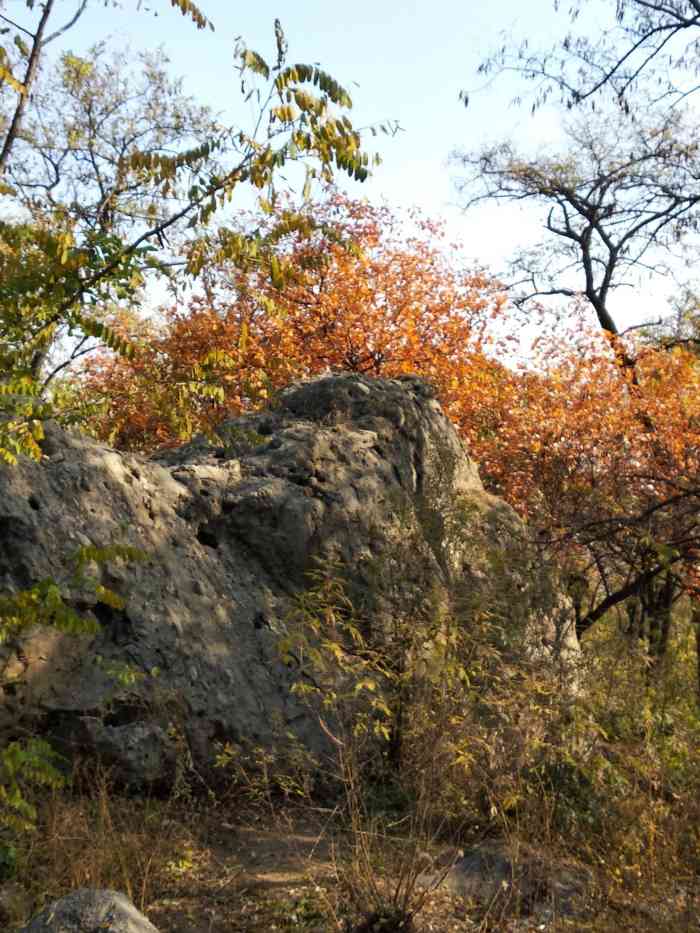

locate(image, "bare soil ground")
[[7, 794, 698, 933], [147, 810, 340, 932], [141, 808, 699, 933]]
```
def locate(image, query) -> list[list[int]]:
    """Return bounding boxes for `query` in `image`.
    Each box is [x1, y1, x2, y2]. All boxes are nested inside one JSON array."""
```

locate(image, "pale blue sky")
[[40, 0, 566, 259], [21, 0, 679, 327]]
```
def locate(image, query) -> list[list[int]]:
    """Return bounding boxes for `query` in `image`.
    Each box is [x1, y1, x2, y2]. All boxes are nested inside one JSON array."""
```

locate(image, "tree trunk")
[[692, 602, 700, 710], [0, 0, 56, 174], [645, 570, 674, 684], [624, 597, 643, 640]]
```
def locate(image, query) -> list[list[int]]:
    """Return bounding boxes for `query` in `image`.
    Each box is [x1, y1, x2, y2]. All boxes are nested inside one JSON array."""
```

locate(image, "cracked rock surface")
[[0, 374, 576, 786]]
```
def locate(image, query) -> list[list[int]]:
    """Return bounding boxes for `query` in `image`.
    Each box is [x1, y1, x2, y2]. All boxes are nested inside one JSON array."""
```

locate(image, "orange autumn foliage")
[[78, 193, 700, 638], [460, 321, 700, 630], [79, 194, 508, 453]]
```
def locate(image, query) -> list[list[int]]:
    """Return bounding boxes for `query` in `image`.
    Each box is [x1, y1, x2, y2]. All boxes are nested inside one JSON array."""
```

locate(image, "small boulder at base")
[[419, 840, 591, 919], [20, 888, 160, 933]]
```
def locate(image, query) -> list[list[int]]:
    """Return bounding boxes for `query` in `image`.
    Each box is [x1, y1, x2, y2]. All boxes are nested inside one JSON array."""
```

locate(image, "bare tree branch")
[[0, 0, 56, 174], [42, 0, 89, 46], [453, 106, 700, 334], [472, 0, 700, 110]]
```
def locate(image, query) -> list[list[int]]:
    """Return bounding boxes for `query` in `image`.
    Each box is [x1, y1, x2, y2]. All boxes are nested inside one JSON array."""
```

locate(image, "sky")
[[57, 0, 561, 266], [15, 0, 685, 330]]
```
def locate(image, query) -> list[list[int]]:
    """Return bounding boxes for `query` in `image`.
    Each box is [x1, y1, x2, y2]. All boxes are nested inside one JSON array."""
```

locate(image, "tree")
[[459, 322, 700, 689], [454, 105, 700, 339], [79, 190, 700, 692], [458, 22, 700, 695], [7, 42, 218, 240], [0, 5, 387, 463], [0, 0, 211, 174], [473, 0, 700, 111], [639, 283, 700, 352], [74, 192, 505, 453], [1, 42, 219, 383], [455, 5, 700, 685]]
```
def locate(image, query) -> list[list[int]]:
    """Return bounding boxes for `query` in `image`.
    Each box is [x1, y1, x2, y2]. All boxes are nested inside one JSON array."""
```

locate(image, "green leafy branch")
[[0, 543, 145, 646]]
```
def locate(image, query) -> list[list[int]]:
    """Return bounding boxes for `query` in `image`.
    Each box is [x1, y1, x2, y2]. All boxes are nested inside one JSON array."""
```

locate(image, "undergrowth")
[[1, 568, 698, 931]]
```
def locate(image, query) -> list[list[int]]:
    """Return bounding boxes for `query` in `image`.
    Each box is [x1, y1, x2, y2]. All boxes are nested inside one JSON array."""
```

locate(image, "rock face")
[[20, 888, 160, 933], [0, 374, 576, 785]]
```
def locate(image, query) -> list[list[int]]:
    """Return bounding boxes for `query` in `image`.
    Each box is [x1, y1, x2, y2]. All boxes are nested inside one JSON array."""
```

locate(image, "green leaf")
[[78, 317, 136, 359]]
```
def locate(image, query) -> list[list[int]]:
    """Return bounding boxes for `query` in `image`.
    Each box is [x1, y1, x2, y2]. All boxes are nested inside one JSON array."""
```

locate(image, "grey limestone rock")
[[20, 888, 160, 933], [419, 840, 591, 919], [0, 373, 577, 786]]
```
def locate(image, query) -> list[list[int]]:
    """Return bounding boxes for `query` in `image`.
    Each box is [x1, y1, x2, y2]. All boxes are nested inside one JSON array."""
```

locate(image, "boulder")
[[419, 840, 591, 919], [20, 888, 160, 933], [0, 374, 577, 785]]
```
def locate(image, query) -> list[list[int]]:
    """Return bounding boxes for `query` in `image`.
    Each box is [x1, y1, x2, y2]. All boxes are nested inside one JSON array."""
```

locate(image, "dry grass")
[[1, 772, 698, 933], [16, 768, 199, 914], [3, 604, 699, 932]]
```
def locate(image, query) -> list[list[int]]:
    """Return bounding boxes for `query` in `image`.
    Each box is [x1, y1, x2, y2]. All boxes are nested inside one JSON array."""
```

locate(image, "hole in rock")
[[253, 611, 269, 630], [92, 602, 135, 646], [103, 701, 144, 727], [288, 471, 311, 487], [0, 516, 34, 587], [28, 495, 41, 511], [196, 526, 219, 549]]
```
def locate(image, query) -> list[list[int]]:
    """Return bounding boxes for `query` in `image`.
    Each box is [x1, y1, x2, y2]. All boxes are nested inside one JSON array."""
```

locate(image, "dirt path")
[[142, 811, 567, 933], [147, 811, 342, 933]]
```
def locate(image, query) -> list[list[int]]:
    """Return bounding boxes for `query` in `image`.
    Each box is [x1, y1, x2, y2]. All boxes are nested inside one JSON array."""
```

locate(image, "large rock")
[[21, 888, 160, 933], [0, 374, 577, 785]]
